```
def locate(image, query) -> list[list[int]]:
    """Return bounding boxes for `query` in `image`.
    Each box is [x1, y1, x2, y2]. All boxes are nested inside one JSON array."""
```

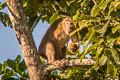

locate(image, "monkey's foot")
[[52, 59, 68, 69]]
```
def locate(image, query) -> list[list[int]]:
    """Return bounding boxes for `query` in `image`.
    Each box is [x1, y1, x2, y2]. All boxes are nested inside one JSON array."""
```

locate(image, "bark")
[[5, 0, 48, 80]]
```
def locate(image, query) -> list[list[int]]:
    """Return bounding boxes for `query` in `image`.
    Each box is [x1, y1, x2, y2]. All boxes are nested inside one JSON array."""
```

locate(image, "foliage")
[[0, 2, 11, 27], [0, 55, 29, 80], [0, 0, 120, 79]]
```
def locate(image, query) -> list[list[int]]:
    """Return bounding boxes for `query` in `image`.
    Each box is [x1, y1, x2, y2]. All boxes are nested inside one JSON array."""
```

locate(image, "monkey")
[[38, 17, 79, 66]]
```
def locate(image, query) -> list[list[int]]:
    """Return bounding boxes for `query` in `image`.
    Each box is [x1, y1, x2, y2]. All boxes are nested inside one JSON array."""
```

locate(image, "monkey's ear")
[[68, 42, 79, 52]]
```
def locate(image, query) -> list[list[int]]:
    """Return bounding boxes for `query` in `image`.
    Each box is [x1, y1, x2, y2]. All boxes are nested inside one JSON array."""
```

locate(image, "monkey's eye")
[[65, 21, 70, 26]]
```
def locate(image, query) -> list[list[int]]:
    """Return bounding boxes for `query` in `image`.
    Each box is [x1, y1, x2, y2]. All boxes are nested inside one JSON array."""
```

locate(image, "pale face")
[[62, 17, 74, 35]]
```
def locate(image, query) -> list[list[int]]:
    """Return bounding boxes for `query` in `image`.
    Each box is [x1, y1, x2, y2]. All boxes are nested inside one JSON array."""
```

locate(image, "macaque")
[[38, 17, 79, 66]]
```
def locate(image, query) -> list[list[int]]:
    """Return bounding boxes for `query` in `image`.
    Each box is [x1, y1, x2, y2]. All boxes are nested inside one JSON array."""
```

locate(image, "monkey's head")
[[62, 17, 74, 35]]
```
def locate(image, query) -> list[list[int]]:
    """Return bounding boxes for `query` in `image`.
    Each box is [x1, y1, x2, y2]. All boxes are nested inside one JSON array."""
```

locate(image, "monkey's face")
[[62, 18, 74, 35]]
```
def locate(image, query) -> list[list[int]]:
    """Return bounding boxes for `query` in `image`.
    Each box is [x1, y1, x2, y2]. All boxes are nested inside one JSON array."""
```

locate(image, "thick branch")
[[43, 59, 96, 74]]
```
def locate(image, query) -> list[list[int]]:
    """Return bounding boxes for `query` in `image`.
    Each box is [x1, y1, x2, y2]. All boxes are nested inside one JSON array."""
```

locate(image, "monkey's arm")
[[71, 32, 79, 43], [69, 32, 79, 52]]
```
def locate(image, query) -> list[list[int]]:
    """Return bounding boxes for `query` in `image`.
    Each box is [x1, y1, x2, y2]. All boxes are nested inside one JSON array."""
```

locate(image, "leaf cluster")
[[0, 55, 29, 80]]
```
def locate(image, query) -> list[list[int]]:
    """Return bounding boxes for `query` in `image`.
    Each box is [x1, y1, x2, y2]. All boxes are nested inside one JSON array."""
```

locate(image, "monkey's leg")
[[61, 46, 68, 64], [61, 46, 66, 59], [46, 42, 67, 68], [46, 41, 56, 64]]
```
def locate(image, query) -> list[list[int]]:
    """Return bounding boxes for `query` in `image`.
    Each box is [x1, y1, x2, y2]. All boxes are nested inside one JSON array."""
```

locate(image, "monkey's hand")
[[68, 42, 79, 52], [50, 59, 68, 69]]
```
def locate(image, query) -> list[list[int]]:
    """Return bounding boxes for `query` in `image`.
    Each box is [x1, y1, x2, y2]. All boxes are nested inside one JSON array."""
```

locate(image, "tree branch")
[[51, 3, 59, 14], [92, 0, 97, 5], [43, 59, 96, 74]]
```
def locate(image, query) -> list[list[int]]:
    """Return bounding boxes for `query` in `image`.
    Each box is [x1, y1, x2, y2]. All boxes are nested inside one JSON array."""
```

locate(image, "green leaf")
[[111, 48, 120, 64], [99, 54, 107, 66], [106, 63, 118, 78], [96, 19, 110, 34], [108, 6, 115, 17], [95, 46, 104, 59], [73, 9, 80, 27], [1, 73, 18, 80], [112, 24, 120, 34], [7, 59, 16, 71], [105, 36, 116, 47], [49, 13, 60, 24], [15, 55, 21, 63], [0, 3, 7, 10], [1, 67, 17, 80], [73, 9, 80, 20], [81, 0, 87, 8], [2, 61, 7, 72], [91, 0, 112, 17], [91, 0, 104, 17], [107, 64, 114, 74], [112, 67, 117, 78], [0, 12, 12, 27], [105, 48, 120, 65], [70, 20, 90, 36], [108, 1, 120, 16], [19, 60, 27, 72]]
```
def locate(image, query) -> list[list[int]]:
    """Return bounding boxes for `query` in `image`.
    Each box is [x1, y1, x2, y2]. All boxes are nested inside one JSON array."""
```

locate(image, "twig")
[[51, 3, 58, 14], [93, 0, 97, 5], [92, 0, 104, 15]]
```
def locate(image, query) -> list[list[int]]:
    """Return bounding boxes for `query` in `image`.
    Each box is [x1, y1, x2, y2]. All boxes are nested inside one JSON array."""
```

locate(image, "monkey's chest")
[[57, 33, 70, 48]]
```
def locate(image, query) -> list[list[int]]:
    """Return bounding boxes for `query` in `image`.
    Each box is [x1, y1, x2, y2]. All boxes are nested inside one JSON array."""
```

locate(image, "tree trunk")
[[5, 0, 48, 80]]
